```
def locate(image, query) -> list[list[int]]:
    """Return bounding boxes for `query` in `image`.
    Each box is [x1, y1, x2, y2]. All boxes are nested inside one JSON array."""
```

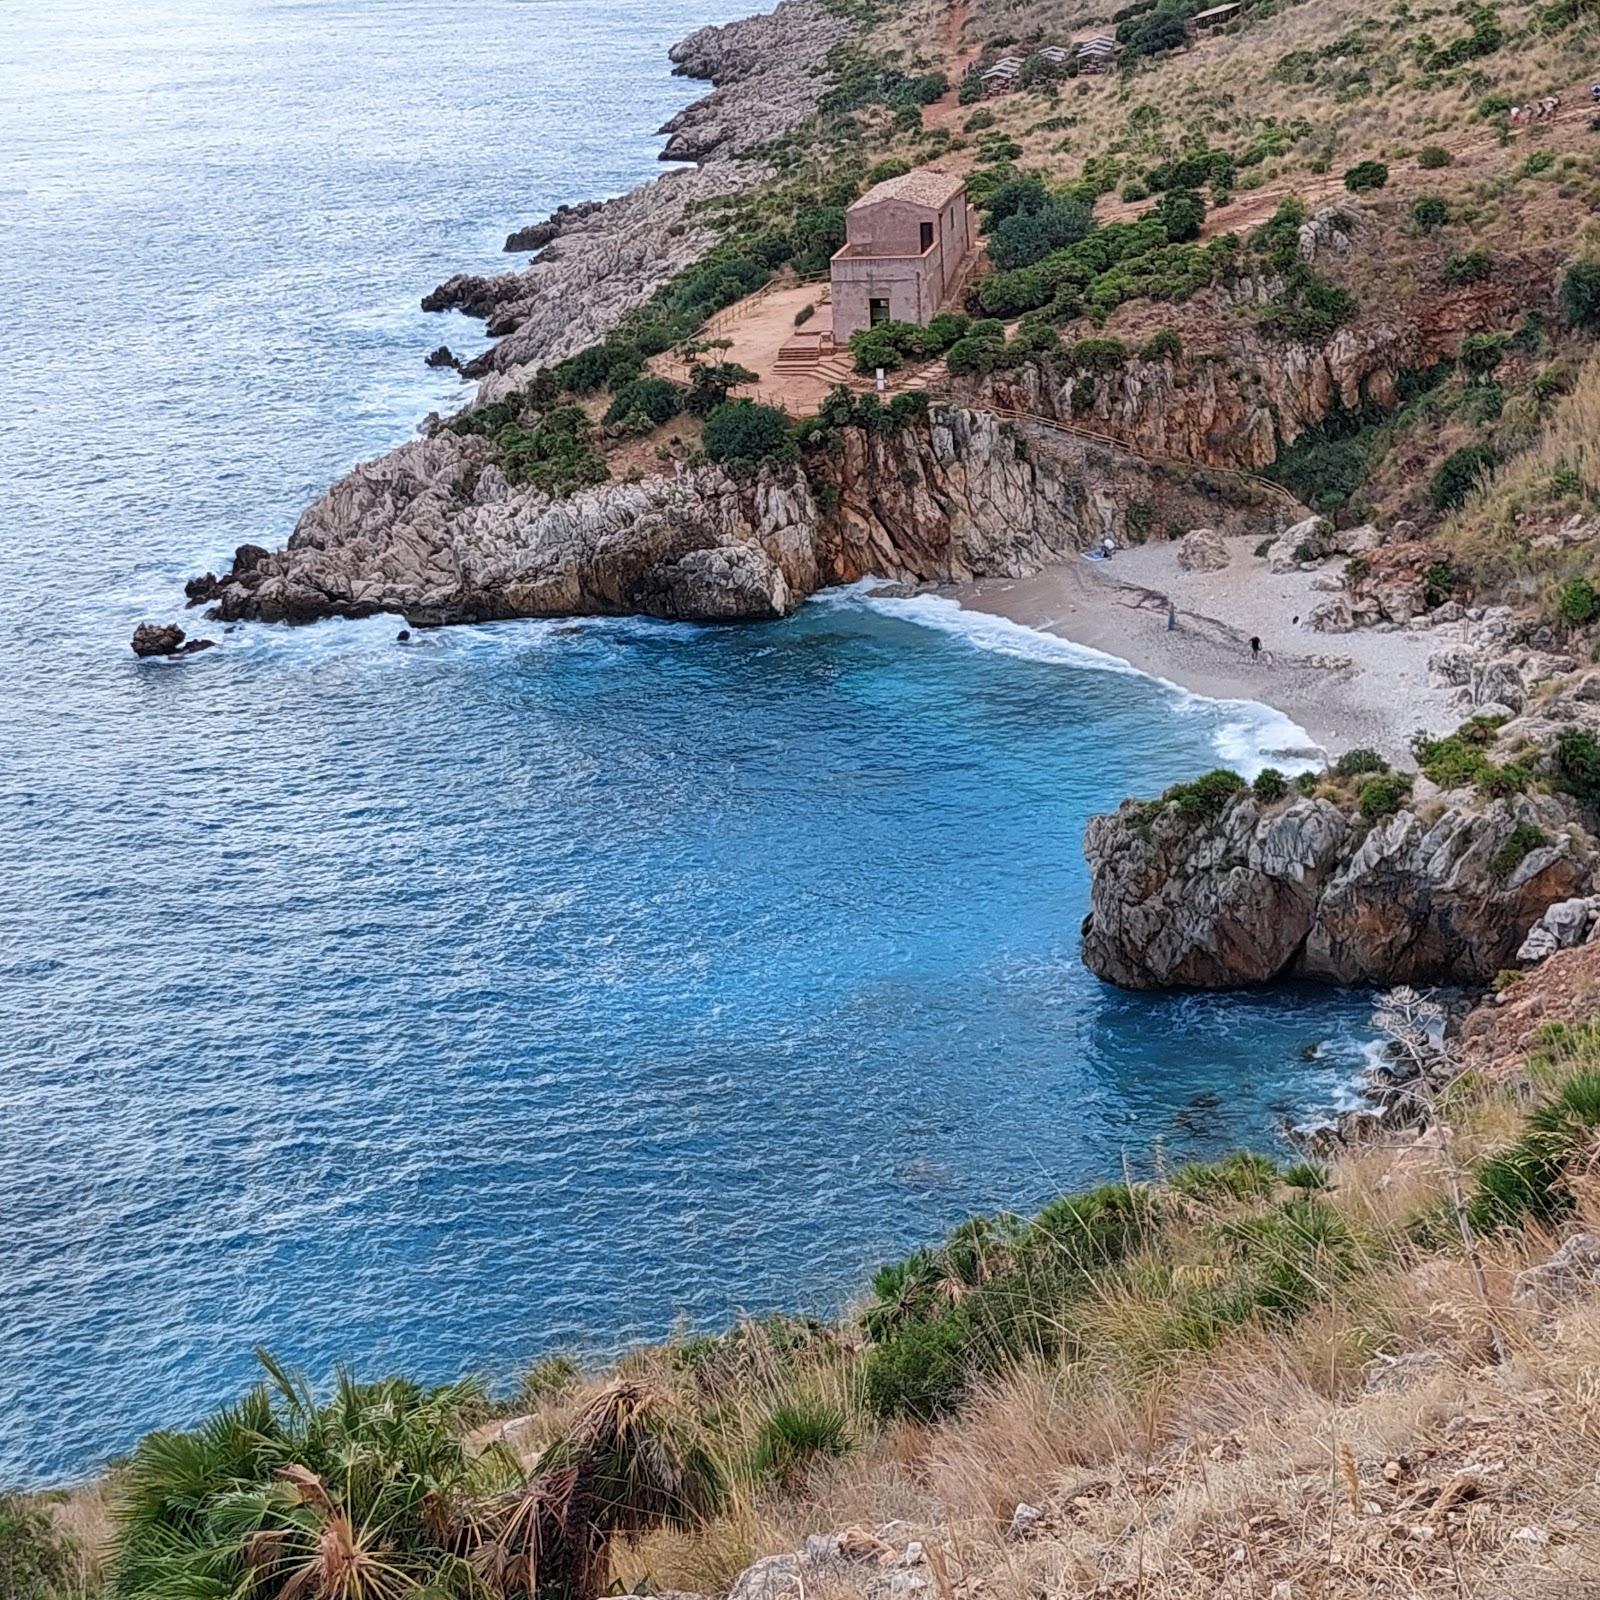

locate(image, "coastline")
[[956, 532, 1460, 766]]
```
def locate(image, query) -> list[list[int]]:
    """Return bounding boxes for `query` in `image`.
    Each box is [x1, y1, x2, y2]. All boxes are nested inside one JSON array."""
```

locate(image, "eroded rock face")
[[1082, 791, 1597, 990], [194, 408, 1281, 629], [1177, 527, 1229, 572]]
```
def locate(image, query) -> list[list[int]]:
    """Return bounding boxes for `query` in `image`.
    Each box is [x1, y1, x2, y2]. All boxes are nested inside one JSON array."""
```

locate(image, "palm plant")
[[112, 1357, 720, 1600]]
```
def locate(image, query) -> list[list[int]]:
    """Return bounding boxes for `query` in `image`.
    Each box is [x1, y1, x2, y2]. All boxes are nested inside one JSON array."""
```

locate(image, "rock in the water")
[[131, 622, 216, 658], [1512, 1233, 1600, 1310], [1177, 527, 1229, 572], [424, 345, 459, 370]]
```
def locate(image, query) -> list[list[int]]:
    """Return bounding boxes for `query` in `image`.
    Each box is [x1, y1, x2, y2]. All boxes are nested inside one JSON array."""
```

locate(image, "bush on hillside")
[[1430, 443, 1497, 509], [702, 401, 796, 467], [1469, 1057, 1600, 1229], [1343, 160, 1389, 193], [1445, 248, 1492, 285], [1418, 144, 1455, 168], [685, 360, 758, 415], [1561, 261, 1600, 333], [1555, 728, 1600, 805], [1558, 576, 1600, 626], [1143, 327, 1183, 360], [1155, 187, 1206, 243], [988, 197, 1095, 270], [602, 377, 683, 431], [1357, 773, 1412, 820], [1411, 194, 1451, 231], [1335, 747, 1389, 778], [1160, 768, 1247, 822], [749, 1401, 852, 1487], [1253, 768, 1290, 802]]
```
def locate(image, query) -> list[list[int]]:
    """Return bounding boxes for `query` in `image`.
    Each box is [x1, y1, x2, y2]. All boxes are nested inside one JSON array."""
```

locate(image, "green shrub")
[[1412, 718, 1504, 789], [1357, 772, 1413, 820], [1334, 747, 1389, 778], [1459, 330, 1510, 377], [602, 377, 682, 430], [1469, 1069, 1600, 1230], [1417, 144, 1454, 169], [964, 107, 996, 132], [1155, 186, 1206, 243], [1411, 194, 1450, 231], [489, 405, 610, 496], [1490, 822, 1550, 879], [1554, 728, 1600, 805], [1160, 768, 1248, 823], [1253, 767, 1290, 802], [863, 1305, 977, 1420], [1423, 559, 1462, 607], [794, 303, 816, 327], [1215, 1199, 1366, 1320], [1444, 248, 1492, 285], [1070, 336, 1129, 372], [989, 197, 1095, 270], [945, 332, 1006, 375], [750, 1401, 852, 1486], [515, 1352, 580, 1407], [1521, 149, 1557, 179], [958, 72, 984, 105], [1343, 160, 1389, 193], [702, 401, 796, 467], [1142, 328, 1183, 360], [1430, 444, 1497, 509], [1558, 577, 1600, 626], [1561, 261, 1600, 334]]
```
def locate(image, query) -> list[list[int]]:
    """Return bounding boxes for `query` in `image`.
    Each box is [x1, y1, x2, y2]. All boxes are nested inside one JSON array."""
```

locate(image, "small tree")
[[684, 360, 757, 416]]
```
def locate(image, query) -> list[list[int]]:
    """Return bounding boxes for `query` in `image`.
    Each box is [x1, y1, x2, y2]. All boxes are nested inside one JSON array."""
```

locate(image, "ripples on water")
[[1, 0, 1376, 1486]]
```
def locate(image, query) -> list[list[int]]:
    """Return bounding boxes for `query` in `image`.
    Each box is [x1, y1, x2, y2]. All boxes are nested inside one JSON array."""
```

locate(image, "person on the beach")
[[1167, 601, 1177, 631], [1101, 535, 1116, 560], [1250, 635, 1261, 662]]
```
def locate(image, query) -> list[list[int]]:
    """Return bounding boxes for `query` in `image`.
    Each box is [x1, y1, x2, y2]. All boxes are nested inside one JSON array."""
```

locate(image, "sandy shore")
[[956, 534, 1459, 766]]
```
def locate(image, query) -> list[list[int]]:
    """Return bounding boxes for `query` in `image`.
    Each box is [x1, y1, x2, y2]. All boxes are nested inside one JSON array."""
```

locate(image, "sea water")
[[0, 0, 1376, 1486]]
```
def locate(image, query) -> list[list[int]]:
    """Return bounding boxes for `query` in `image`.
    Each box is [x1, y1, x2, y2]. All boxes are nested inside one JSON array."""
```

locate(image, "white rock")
[[1007, 1503, 1043, 1540], [1512, 1233, 1600, 1309]]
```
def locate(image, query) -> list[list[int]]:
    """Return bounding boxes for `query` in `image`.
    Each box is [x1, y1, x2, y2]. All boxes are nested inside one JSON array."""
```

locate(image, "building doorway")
[[869, 297, 890, 326], [920, 221, 934, 252]]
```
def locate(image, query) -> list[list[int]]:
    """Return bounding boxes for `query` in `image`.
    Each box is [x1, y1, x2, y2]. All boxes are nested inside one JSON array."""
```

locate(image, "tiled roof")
[[849, 168, 966, 211]]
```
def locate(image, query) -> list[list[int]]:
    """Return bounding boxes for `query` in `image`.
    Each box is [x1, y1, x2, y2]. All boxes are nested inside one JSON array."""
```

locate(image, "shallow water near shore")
[[4, 0, 1379, 1487]]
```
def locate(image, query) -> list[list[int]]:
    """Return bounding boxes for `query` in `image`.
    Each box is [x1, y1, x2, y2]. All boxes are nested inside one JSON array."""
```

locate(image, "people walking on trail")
[[1167, 601, 1177, 632], [1250, 635, 1262, 663]]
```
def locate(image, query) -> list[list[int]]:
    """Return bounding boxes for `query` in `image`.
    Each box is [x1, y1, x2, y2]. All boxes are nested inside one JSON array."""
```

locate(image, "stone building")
[[828, 169, 972, 342]]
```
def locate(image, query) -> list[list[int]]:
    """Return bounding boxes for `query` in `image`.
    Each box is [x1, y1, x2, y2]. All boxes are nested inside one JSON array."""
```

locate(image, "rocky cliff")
[[190, 407, 1302, 628], [969, 281, 1514, 472], [1081, 788, 1596, 990]]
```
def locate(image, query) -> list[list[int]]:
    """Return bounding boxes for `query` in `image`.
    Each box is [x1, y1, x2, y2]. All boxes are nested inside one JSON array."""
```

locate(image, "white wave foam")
[[842, 588, 1322, 780]]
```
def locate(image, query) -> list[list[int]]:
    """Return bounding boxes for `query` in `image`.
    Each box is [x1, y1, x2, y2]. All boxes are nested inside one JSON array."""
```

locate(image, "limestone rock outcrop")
[[1082, 789, 1597, 990], [1177, 527, 1229, 572], [190, 408, 1302, 629]]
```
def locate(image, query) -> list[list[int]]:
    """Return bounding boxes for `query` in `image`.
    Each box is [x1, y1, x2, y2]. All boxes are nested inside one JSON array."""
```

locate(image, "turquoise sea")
[[0, 0, 1375, 1486]]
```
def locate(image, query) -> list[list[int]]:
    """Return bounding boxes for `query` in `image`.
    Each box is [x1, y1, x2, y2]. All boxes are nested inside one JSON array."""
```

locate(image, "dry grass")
[[1445, 346, 1600, 589]]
